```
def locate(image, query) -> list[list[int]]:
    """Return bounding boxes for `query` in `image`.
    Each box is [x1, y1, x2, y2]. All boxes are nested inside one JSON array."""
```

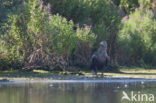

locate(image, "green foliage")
[[1, 0, 155, 70], [118, 8, 156, 66], [119, 0, 139, 13], [112, 0, 121, 6], [46, 0, 122, 60], [139, 0, 154, 9], [0, 0, 97, 70], [0, 0, 24, 34], [48, 14, 77, 56], [119, 0, 154, 14], [76, 25, 96, 44], [45, 0, 121, 33], [71, 25, 96, 67], [3, 0, 77, 58], [0, 54, 22, 70], [91, 0, 121, 42], [0, 39, 22, 70], [45, 0, 91, 24]]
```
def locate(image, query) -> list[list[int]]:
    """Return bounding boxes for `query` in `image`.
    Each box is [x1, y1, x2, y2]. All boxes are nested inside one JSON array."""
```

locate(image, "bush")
[[0, 0, 97, 70], [118, 7, 156, 66], [48, 14, 77, 58], [0, 0, 25, 34], [46, 0, 122, 61], [71, 25, 97, 68], [114, 0, 154, 14], [119, 0, 139, 14], [45, 0, 91, 24], [0, 0, 75, 70], [0, 39, 21, 70], [0, 54, 21, 70]]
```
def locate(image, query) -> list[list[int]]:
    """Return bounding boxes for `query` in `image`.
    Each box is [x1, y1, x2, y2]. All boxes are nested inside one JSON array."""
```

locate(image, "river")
[[0, 79, 156, 103]]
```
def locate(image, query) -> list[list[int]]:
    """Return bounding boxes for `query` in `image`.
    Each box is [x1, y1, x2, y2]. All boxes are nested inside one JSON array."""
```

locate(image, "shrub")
[[46, 0, 122, 61], [71, 25, 96, 68], [0, 39, 22, 70], [0, 0, 75, 70], [118, 7, 156, 66], [0, 0, 25, 34], [0, 0, 97, 70], [48, 14, 77, 58], [119, 0, 139, 14], [114, 0, 154, 14], [45, 0, 91, 24]]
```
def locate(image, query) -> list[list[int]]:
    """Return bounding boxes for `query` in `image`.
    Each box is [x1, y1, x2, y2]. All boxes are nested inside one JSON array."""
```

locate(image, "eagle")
[[90, 41, 110, 75]]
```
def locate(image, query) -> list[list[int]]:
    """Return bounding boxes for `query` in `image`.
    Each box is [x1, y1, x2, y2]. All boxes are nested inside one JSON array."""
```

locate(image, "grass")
[[103, 67, 156, 79], [0, 67, 156, 80]]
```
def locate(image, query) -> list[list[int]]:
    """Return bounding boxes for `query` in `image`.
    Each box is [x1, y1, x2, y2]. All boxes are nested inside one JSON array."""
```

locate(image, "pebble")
[[124, 84, 128, 88], [141, 81, 144, 84], [49, 84, 53, 87]]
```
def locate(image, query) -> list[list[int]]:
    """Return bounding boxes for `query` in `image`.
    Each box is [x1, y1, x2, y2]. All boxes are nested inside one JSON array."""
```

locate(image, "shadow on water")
[[0, 79, 156, 103]]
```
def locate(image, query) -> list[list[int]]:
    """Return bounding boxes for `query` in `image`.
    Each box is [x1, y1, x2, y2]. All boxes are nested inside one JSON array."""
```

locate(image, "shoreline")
[[0, 68, 156, 82], [1, 74, 156, 83]]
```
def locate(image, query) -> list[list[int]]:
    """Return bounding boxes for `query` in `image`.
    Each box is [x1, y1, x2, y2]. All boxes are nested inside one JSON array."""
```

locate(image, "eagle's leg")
[[101, 66, 105, 76]]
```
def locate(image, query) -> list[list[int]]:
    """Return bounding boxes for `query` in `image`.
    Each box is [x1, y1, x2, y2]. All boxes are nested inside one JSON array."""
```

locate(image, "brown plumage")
[[90, 41, 110, 75]]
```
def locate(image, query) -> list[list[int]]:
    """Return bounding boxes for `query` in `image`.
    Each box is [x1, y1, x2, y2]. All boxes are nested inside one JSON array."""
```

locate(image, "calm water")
[[0, 79, 156, 103]]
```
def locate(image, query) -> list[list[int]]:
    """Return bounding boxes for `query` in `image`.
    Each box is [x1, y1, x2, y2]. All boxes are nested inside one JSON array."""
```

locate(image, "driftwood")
[[22, 49, 67, 70]]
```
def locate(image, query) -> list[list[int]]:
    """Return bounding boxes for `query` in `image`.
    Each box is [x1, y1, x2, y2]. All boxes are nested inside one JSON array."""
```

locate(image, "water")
[[0, 79, 156, 103]]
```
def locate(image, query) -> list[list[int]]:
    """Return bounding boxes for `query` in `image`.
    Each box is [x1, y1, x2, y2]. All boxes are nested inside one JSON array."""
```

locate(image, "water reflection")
[[0, 81, 156, 103]]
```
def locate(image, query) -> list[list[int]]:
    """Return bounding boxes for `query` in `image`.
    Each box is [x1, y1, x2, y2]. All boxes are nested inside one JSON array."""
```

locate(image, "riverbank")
[[0, 67, 156, 82]]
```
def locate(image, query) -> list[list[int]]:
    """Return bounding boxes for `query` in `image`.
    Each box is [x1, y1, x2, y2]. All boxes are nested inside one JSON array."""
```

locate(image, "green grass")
[[0, 67, 156, 80], [103, 67, 156, 79]]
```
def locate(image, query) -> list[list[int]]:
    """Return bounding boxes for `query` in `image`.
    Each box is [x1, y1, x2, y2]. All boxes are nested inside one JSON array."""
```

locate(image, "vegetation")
[[118, 1, 156, 67], [0, 0, 156, 72], [0, 68, 156, 80]]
